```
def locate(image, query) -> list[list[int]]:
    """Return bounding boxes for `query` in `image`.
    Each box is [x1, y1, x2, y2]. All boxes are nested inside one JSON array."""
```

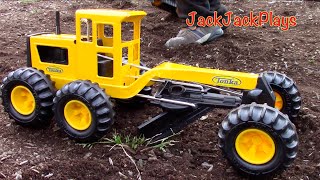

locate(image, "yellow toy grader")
[[0, 9, 301, 176]]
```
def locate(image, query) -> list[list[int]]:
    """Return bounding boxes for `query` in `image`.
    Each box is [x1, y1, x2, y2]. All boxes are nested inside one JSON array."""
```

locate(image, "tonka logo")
[[212, 76, 241, 86], [46, 66, 63, 73]]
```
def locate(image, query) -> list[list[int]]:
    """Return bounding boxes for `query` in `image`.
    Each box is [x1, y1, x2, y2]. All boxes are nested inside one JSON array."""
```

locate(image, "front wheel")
[[53, 80, 115, 142], [262, 72, 301, 119], [218, 103, 298, 176]]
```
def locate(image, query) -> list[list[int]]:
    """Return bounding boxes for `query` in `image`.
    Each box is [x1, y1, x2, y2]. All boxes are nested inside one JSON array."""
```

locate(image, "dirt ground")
[[0, 0, 319, 179]]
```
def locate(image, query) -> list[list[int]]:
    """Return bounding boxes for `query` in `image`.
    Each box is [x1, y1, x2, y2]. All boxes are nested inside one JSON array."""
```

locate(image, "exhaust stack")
[[55, 11, 61, 35]]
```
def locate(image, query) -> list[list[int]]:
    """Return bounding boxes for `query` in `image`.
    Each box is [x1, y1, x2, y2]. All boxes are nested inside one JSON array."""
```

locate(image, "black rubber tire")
[[218, 103, 298, 176], [0, 67, 55, 126], [53, 80, 115, 142], [262, 72, 301, 119]]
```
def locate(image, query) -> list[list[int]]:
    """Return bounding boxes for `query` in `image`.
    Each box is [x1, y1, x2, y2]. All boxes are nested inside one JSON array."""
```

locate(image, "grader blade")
[[138, 106, 212, 141]]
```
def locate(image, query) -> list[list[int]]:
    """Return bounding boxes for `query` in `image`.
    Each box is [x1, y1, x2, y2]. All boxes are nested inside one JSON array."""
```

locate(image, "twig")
[[148, 130, 181, 145], [30, 168, 40, 174], [119, 144, 141, 180], [145, 133, 162, 146], [109, 144, 118, 151], [0, 172, 6, 178], [139, 146, 153, 153]]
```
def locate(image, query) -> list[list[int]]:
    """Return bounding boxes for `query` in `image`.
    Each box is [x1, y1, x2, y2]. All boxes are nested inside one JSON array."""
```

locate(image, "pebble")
[[83, 152, 92, 159], [148, 156, 157, 161], [128, 170, 133, 176], [163, 152, 174, 158], [43, 173, 53, 178], [226, 168, 233, 173], [200, 115, 208, 121], [201, 162, 213, 172], [109, 157, 113, 166], [137, 159, 144, 168], [14, 170, 22, 180]]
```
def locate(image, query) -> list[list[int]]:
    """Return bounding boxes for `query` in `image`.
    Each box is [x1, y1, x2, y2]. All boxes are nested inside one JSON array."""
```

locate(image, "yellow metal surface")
[[274, 91, 284, 110], [11, 86, 35, 115], [29, 9, 260, 99], [235, 129, 275, 165], [64, 100, 92, 131], [76, 9, 147, 21]]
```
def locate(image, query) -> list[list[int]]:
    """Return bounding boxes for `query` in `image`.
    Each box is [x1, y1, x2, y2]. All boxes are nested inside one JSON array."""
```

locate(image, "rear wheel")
[[218, 103, 298, 176], [262, 72, 301, 119], [0, 68, 55, 126], [53, 80, 115, 142]]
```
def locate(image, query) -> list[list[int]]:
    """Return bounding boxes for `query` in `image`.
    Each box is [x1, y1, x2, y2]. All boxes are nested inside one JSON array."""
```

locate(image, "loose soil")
[[0, 0, 319, 179]]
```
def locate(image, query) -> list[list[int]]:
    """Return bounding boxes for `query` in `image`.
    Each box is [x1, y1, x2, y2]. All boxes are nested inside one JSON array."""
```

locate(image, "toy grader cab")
[[0, 9, 301, 176]]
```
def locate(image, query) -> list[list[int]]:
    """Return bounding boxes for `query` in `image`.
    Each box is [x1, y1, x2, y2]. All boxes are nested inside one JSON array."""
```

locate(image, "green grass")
[[78, 132, 178, 152]]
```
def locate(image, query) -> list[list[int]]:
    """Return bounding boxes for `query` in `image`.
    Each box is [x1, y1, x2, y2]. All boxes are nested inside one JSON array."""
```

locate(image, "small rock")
[[43, 173, 53, 178], [163, 152, 174, 158], [226, 168, 233, 173], [200, 115, 208, 121], [205, 54, 212, 59], [128, 170, 133, 176], [148, 156, 158, 161], [109, 157, 113, 166], [201, 162, 213, 172], [137, 159, 144, 168], [14, 170, 22, 180], [148, 150, 156, 156], [83, 152, 92, 159], [268, 0, 276, 4]]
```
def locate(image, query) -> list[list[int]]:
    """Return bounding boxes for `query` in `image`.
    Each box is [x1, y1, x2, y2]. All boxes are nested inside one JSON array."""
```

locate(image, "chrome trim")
[[136, 94, 196, 108]]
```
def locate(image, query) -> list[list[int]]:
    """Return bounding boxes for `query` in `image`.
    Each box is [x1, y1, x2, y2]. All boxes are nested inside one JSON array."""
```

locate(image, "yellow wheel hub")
[[235, 129, 275, 165], [64, 100, 92, 131], [11, 86, 35, 115], [274, 91, 284, 110]]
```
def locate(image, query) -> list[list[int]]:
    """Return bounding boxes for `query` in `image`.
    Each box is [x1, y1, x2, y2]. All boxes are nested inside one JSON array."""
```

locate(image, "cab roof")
[[76, 9, 147, 21]]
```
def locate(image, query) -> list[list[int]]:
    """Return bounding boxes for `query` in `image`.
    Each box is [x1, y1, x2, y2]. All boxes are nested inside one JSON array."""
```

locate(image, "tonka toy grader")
[[0, 9, 301, 176]]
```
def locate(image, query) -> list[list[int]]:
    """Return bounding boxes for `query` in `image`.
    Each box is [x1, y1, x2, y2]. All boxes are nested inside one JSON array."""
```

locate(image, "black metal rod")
[[56, 11, 61, 35]]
